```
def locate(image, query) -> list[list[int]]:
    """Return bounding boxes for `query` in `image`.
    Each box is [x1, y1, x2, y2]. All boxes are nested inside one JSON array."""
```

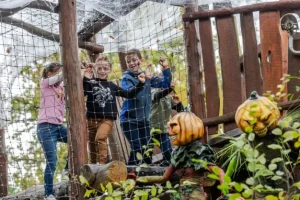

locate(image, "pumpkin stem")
[[249, 91, 259, 100]]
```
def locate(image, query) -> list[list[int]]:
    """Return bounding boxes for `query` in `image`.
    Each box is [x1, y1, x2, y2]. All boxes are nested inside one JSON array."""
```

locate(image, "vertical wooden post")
[[118, 52, 128, 72], [183, 0, 207, 143], [59, 0, 87, 199], [0, 129, 7, 197]]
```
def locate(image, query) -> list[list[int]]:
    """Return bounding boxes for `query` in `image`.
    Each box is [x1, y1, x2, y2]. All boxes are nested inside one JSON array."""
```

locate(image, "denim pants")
[[121, 121, 152, 165], [37, 123, 68, 197], [152, 132, 172, 165]]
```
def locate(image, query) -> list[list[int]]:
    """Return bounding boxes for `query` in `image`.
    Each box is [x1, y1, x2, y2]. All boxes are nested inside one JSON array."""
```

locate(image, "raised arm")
[[115, 81, 144, 98], [152, 88, 173, 103], [150, 68, 172, 88], [41, 71, 63, 87]]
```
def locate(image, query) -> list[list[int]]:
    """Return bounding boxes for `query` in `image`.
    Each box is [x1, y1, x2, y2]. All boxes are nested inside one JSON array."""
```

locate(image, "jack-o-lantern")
[[168, 112, 204, 146], [235, 91, 280, 137]]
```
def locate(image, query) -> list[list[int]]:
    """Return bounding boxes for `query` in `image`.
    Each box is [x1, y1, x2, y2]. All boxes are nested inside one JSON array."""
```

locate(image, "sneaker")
[[44, 195, 56, 200]]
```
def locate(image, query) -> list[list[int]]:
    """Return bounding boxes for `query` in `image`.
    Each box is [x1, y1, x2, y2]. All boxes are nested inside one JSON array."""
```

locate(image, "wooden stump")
[[80, 161, 127, 191]]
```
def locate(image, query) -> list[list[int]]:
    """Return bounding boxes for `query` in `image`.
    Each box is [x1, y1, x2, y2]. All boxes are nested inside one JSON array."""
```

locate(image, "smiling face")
[[125, 53, 142, 73], [235, 91, 280, 137], [168, 112, 204, 146], [95, 60, 111, 79]]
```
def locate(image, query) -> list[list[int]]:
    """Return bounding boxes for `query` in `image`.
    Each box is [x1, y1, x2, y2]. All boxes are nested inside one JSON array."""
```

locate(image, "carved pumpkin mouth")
[[254, 127, 268, 137]]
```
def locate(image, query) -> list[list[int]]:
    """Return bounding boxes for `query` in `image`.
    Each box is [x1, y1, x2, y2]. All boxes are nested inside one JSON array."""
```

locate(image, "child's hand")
[[159, 56, 169, 70], [170, 82, 175, 89], [138, 73, 146, 83], [145, 64, 153, 79], [81, 62, 94, 79], [172, 95, 181, 104]]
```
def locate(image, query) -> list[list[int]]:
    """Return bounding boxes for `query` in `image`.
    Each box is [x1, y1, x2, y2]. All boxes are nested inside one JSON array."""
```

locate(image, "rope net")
[[0, 0, 291, 199]]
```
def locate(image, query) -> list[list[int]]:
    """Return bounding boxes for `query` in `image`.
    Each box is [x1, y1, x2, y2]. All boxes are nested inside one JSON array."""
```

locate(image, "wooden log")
[[2, 181, 69, 200], [260, 11, 283, 95], [240, 12, 263, 97], [214, 2, 242, 132], [199, 5, 220, 135], [202, 99, 300, 126], [0, 129, 7, 197], [80, 161, 127, 191], [182, 0, 300, 21], [183, 1, 207, 143], [118, 52, 128, 72], [58, 0, 88, 199]]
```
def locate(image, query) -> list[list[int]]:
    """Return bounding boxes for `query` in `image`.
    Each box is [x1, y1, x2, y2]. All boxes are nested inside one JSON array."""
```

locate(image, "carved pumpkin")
[[168, 112, 204, 146], [235, 91, 280, 137]]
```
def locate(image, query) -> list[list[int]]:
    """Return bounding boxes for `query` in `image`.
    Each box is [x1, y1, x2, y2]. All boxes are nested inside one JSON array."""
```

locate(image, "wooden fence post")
[[183, 0, 207, 143], [58, 0, 87, 199]]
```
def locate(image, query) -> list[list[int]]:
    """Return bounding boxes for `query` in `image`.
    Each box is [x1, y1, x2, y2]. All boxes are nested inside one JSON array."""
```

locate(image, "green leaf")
[[151, 198, 160, 200], [207, 174, 220, 180], [245, 126, 253, 133], [140, 163, 149, 168], [268, 144, 282, 150], [224, 175, 231, 184], [242, 189, 253, 198], [166, 181, 172, 189], [271, 176, 282, 181], [293, 182, 300, 189], [106, 182, 113, 195], [272, 128, 282, 136], [295, 141, 300, 148], [134, 190, 146, 196], [257, 155, 266, 165], [248, 133, 255, 141], [282, 149, 291, 155], [152, 138, 161, 147], [136, 166, 141, 172], [212, 166, 220, 175], [282, 131, 299, 142], [265, 195, 279, 200], [158, 186, 163, 194], [100, 183, 106, 192], [271, 158, 283, 163], [268, 164, 277, 171], [151, 185, 157, 196], [136, 152, 143, 161], [229, 193, 241, 200], [104, 197, 114, 200], [233, 182, 243, 192], [84, 189, 94, 198], [246, 177, 255, 185], [133, 196, 140, 200], [112, 191, 124, 197], [79, 175, 90, 186], [276, 171, 284, 176]]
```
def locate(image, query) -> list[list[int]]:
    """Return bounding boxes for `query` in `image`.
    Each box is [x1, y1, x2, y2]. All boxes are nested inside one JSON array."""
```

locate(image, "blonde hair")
[[95, 56, 112, 68]]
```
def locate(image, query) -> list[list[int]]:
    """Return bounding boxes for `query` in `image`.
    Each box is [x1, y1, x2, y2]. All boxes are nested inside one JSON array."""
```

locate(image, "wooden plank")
[[198, 5, 219, 135], [183, 0, 300, 21], [214, 2, 242, 132], [184, 2, 207, 143], [118, 52, 128, 72], [58, 0, 87, 199], [240, 12, 263, 97], [260, 11, 283, 95], [288, 33, 300, 99]]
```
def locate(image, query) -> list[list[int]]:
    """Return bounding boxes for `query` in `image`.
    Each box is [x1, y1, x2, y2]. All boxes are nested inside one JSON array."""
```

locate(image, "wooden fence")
[[183, 0, 300, 143]]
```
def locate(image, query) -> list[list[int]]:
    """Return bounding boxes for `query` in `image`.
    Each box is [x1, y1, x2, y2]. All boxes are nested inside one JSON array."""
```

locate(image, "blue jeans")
[[152, 132, 172, 165], [37, 123, 68, 197], [121, 121, 152, 165]]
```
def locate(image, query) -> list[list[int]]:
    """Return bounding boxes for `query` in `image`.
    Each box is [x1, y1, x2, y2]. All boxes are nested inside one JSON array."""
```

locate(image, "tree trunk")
[[80, 161, 127, 191]]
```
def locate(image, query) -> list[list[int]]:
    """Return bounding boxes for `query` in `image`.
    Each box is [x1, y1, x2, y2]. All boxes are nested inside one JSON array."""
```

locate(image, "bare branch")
[[0, 0, 57, 18], [1, 17, 104, 53]]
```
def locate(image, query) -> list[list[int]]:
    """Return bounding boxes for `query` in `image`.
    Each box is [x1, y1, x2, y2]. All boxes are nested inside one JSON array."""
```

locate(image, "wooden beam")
[[58, 0, 87, 199], [183, 0, 300, 21], [203, 99, 300, 127], [1, 17, 104, 54], [183, 1, 207, 143]]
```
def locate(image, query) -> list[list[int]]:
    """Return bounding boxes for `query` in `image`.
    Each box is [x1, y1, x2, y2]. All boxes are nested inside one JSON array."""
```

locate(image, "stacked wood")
[[80, 161, 127, 191]]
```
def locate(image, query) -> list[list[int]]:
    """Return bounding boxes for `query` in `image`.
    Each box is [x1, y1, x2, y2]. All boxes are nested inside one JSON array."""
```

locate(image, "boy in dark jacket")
[[82, 56, 145, 164], [120, 49, 172, 165]]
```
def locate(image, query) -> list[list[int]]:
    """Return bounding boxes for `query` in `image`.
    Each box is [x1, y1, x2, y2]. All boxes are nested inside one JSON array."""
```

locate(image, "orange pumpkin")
[[235, 91, 280, 137], [168, 112, 204, 146]]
